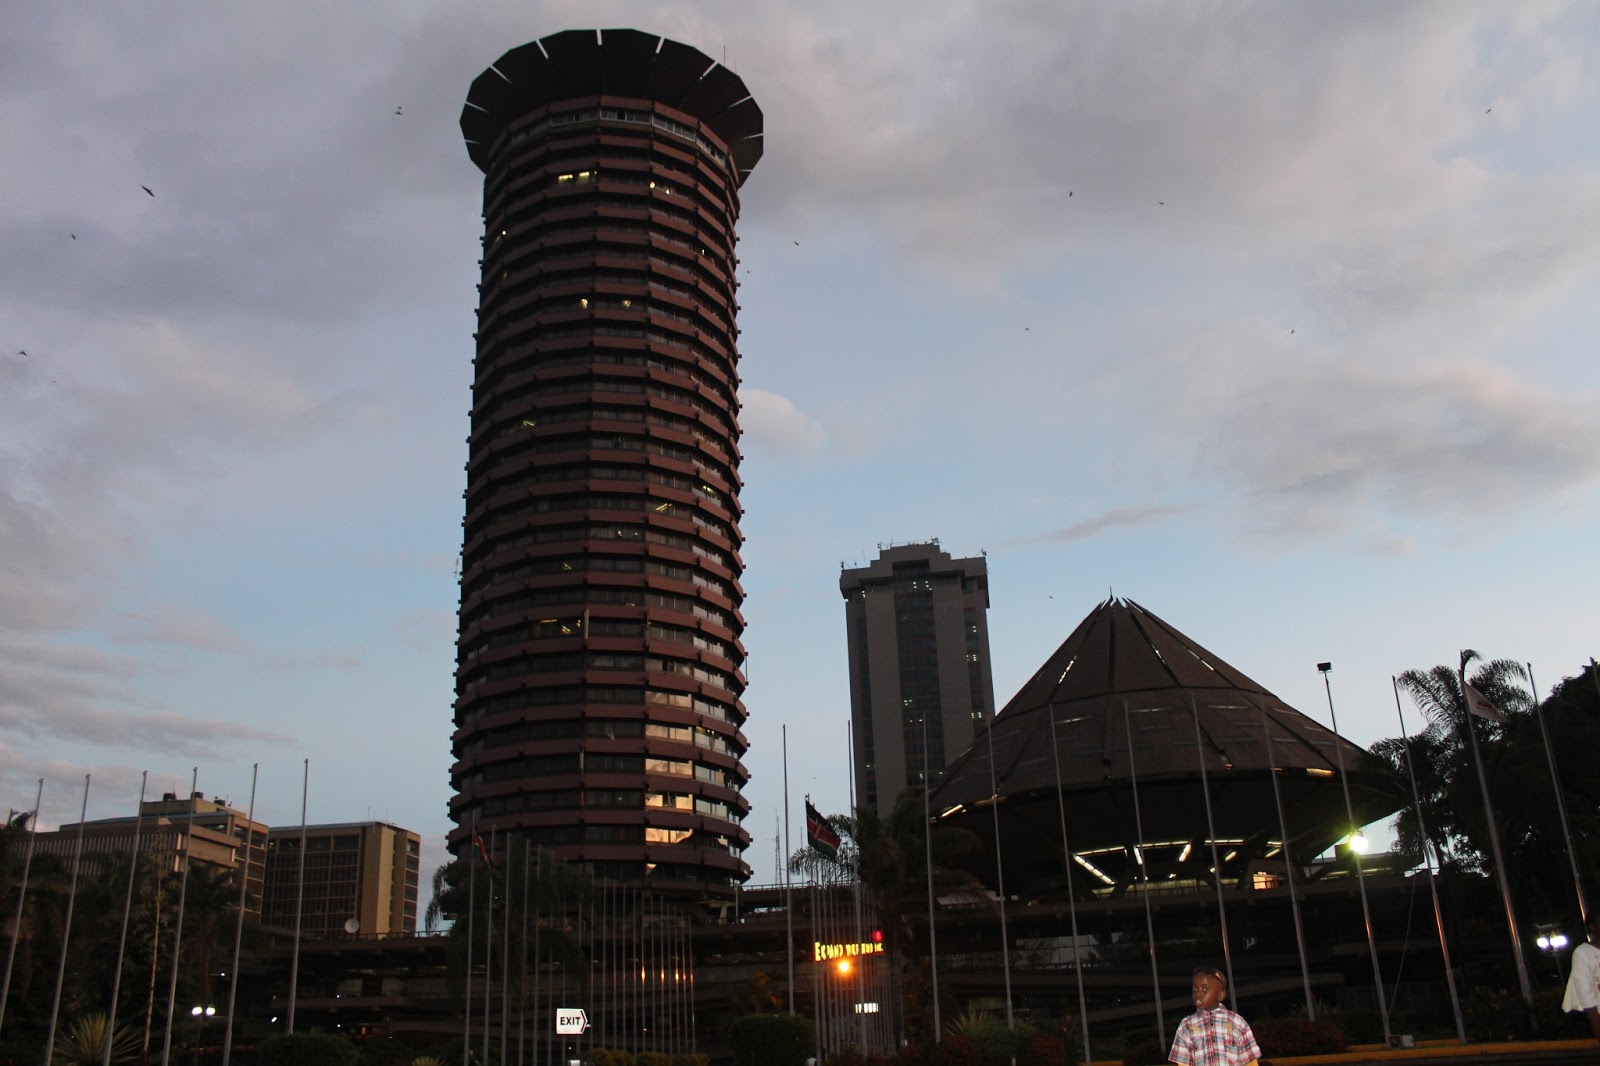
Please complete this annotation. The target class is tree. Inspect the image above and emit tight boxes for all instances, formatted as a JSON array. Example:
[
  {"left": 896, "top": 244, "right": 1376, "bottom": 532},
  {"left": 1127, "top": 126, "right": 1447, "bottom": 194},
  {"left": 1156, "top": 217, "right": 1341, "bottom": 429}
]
[
  {"left": 1378, "top": 654, "right": 1600, "bottom": 922},
  {"left": 790, "top": 792, "right": 987, "bottom": 1046}
]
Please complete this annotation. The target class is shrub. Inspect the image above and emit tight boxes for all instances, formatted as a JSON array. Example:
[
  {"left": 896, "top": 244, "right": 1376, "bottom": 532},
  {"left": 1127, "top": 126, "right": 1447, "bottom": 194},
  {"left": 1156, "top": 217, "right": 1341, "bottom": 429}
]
[
  {"left": 48, "top": 1013, "right": 139, "bottom": 1065},
  {"left": 935, "top": 1035, "right": 981, "bottom": 1066},
  {"left": 1337, "top": 1008, "right": 1383, "bottom": 1045},
  {"left": 1019, "top": 1032, "right": 1068, "bottom": 1066},
  {"left": 956, "top": 1017, "right": 1039, "bottom": 1066},
  {"left": 638, "top": 1053, "right": 672, "bottom": 1066},
  {"left": 1463, "top": 987, "right": 1529, "bottom": 1043},
  {"left": 258, "top": 1033, "right": 361, "bottom": 1066},
  {"left": 1252, "top": 1018, "right": 1346, "bottom": 1057},
  {"left": 669, "top": 1054, "right": 709, "bottom": 1066},
  {"left": 1119, "top": 1039, "right": 1166, "bottom": 1066},
  {"left": 729, "top": 1012, "right": 816, "bottom": 1066}
]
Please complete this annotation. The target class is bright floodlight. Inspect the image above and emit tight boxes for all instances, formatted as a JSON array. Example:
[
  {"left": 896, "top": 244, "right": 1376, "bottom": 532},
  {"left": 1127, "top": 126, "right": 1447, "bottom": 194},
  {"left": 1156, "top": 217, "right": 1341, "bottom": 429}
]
[
  {"left": 836, "top": 958, "right": 853, "bottom": 976},
  {"left": 1348, "top": 832, "right": 1369, "bottom": 854},
  {"left": 1538, "top": 935, "right": 1551, "bottom": 949},
  {"left": 190, "top": 1006, "right": 202, "bottom": 1016},
  {"left": 1554, "top": 934, "right": 1570, "bottom": 949}
]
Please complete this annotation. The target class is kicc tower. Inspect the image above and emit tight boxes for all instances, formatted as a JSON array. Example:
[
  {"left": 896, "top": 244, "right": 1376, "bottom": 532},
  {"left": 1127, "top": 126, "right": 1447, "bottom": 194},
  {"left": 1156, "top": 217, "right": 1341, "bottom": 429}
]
[{"left": 452, "top": 30, "right": 762, "bottom": 894}]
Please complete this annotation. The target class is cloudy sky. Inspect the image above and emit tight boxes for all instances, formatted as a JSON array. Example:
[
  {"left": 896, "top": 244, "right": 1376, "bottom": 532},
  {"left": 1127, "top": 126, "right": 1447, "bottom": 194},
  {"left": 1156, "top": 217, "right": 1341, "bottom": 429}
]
[{"left": 3, "top": 1, "right": 1598, "bottom": 890}]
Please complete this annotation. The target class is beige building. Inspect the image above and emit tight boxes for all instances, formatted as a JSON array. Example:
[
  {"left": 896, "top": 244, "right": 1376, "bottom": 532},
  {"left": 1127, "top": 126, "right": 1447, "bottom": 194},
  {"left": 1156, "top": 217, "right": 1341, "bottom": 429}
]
[
  {"left": 841, "top": 543, "right": 997, "bottom": 816},
  {"left": 262, "top": 822, "right": 420, "bottom": 937},
  {"left": 36, "top": 791, "right": 269, "bottom": 917}
]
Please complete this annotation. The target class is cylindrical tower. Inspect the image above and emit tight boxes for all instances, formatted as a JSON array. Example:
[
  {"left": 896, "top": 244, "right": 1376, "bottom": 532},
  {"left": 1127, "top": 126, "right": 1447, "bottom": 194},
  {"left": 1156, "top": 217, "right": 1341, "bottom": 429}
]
[{"left": 452, "top": 29, "right": 762, "bottom": 894}]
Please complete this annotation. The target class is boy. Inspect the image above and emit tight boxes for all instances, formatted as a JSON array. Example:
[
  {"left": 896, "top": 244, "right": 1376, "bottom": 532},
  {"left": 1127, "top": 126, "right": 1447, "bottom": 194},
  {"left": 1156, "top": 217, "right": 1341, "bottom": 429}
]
[
  {"left": 1169, "top": 966, "right": 1261, "bottom": 1066},
  {"left": 1563, "top": 912, "right": 1600, "bottom": 1043}
]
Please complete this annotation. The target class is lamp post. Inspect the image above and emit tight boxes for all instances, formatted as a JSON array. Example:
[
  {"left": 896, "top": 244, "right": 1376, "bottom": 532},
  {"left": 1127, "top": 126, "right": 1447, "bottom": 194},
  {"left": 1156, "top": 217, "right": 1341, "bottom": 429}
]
[
  {"left": 1535, "top": 927, "right": 1569, "bottom": 984},
  {"left": 189, "top": 1005, "right": 216, "bottom": 1066}
]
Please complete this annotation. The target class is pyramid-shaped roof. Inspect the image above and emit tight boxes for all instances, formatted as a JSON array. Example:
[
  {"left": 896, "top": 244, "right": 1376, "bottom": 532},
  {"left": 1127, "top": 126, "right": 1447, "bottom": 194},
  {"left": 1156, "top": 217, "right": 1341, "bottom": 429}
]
[{"left": 932, "top": 599, "right": 1403, "bottom": 891}]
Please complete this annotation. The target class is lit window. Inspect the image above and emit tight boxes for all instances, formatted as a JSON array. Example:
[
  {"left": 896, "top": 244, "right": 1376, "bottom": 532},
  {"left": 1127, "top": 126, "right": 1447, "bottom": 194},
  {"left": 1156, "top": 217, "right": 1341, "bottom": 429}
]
[{"left": 579, "top": 298, "right": 589, "bottom": 309}]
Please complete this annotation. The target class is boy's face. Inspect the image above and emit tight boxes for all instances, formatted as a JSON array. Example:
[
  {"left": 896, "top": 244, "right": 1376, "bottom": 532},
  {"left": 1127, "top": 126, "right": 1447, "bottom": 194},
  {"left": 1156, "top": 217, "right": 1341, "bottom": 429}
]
[{"left": 1192, "top": 972, "right": 1226, "bottom": 1012}]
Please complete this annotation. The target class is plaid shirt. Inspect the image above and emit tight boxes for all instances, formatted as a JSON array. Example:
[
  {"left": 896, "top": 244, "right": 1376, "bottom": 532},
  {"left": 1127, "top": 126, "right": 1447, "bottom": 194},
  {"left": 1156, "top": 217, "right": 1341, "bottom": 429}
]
[{"left": 1169, "top": 1006, "right": 1262, "bottom": 1066}]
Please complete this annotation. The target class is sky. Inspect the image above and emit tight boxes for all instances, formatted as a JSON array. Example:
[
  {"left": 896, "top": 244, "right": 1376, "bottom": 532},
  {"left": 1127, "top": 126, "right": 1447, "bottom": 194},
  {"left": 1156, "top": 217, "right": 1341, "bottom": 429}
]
[{"left": 3, "top": 1, "right": 1599, "bottom": 896}]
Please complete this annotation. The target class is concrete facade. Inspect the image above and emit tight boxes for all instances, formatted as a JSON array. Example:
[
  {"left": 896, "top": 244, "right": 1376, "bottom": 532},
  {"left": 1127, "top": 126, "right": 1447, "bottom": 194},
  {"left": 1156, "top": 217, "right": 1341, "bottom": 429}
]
[
  {"left": 262, "top": 821, "right": 421, "bottom": 937},
  {"left": 841, "top": 543, "right": 996, "bottom": 815},
  {"left": 452, "top": 29, "right": 763, "bottom": 894}
]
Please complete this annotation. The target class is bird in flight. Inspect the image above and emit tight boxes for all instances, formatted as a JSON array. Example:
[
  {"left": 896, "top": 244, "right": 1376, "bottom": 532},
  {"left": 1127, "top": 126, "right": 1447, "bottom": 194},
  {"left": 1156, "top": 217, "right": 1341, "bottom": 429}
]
[
  {"left": 395, "top": 106, "right": 403, "bottom": 115},
  {"left": 1290, "top": 329, "right": 1295, "bottom": 334},
  {"left": 142, "top": 186, "right": 154, "bottom": 196},
  {"left": 1485, "top": 108, "right": 1491, "bottom": 114},
  {"left": 70, "top": 234, "right": 76, "bottom": 240},
  {"left": 17, "top": 350, "right": 26, "bottom": 357},
  {"left": 792, "top": 240, "right": 799, "bottom": 246}
]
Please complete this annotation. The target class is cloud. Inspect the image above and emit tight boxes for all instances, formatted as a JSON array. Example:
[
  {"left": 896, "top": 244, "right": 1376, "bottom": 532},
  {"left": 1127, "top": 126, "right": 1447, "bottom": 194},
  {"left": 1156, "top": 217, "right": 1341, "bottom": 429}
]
[
  {"left": 740, "top": 387, "right": 826, "bottom": 455},
  {"left": 0, "top": 634, "right": 290, "bottom": 755},
  {"left": 1156, "top": 333, "right": 1600, "bottom": 539},
  {"left": 109, "top": 605, "right": 244, "bottom": 650},
  {"left": 1018, "top": 504, "right": 1192, "bottom": 545}
]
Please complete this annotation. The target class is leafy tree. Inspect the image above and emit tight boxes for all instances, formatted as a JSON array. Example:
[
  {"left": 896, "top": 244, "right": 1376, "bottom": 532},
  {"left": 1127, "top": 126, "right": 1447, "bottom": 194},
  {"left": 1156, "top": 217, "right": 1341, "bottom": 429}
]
[
  {"left": 790, "top": 792, "right": 987, "bottom": 1047},
  {"left": 1376, "top": 655, "right": 1600, "bottom": 922}
]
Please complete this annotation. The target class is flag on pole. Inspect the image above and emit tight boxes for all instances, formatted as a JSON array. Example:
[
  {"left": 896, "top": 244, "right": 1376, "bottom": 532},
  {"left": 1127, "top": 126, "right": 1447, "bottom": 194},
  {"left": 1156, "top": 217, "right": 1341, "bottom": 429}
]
[
  {"left": 805, "top": 799, "right": 840, "bottom": 860},
  {"left": 1464, "top": 684, "right": 1508, "bottom": 723},
  {"left": 476, "top": 833, "right": 496, "bottom": 868}
]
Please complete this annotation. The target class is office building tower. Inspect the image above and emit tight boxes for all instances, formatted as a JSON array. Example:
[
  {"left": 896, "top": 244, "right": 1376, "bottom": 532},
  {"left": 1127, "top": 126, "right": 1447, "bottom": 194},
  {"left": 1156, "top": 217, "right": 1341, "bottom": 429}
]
[
  {"left": 37, "top": 791, "right": 268, "bottom": 918},
  {"left": 452, "top": 29, "right": 762, "bottom": 893},
  {"left": 841, "top": 543, "right": 996, "bottom": 816},
  {"left": 262, "top": 821, "right": 421, "bottom": 937}
]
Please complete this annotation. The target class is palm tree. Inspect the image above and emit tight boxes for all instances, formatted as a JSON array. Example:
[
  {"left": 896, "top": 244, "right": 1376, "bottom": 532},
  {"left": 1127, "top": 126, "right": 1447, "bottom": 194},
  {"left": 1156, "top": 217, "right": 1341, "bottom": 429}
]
[
  {"left": 1384, "top": 653, "right": 1600, "bottom": 922},
  {"left": 793, "top": 792, "right": 986, "bottom": 1047},
  {"left": 1389, "top": 652, "right": 1530, "bottom": 873}
]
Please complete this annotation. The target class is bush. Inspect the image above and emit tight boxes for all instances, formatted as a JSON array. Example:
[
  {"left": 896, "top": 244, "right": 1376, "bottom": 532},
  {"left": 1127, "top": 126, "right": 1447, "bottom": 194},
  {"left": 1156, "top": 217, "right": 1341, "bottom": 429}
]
[
  {"left": 1463, "top": 987, "right": 1528, "bottom": 1043},
  {"left": 729, "top": 1013, "right": 816, "bottom": 1066},
  {"left": 957, "top": 1018, "right": 1038, "bottom": 1066},
  {"left": 935, "top": 1035, "right": 981, "bottom": 1066},
  {"left": 1119, "top": 1039, "right": 1166, "bottom": 1066},
  {"left": 638, "top": 1053, "right": 672, "bottom": 1066},
  {"left": 1019, "top": 1032, "right": 1068, "bottom": 1066},
  {"left": 1337, "top": 1008, "right": 1383, "bottom": 1045},
  {"left": 669, "top": 1054, "right": 709, "bottom": 1066},
  {"left": 258, "top": 1033, "right": 361, "bottom": 1066},
  {"left": 1252, "top": 1018, "right": 1346, "bottom": 1057}
]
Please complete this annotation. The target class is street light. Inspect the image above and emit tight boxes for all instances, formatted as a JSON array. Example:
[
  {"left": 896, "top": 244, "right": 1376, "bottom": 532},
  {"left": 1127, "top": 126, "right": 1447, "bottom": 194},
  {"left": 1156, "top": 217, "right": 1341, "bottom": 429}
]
[{"left": 1536, "top": 927, "right": 1569, "bottom": 983}]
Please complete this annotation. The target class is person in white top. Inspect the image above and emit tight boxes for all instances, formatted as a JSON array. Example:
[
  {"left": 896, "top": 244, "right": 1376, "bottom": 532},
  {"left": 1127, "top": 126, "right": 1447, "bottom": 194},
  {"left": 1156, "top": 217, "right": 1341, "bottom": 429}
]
[{"left": 1564, "top": 913, "right": 1600, "bottom": 1043}]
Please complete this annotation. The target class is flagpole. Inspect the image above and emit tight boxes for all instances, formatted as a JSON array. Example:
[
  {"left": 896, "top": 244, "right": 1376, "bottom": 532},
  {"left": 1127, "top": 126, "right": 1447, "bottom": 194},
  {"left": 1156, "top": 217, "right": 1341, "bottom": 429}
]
[
  {"left": 982, "top": 712, "right": 1014, "bottom": 1031},
  {"left": 1047, "top": 705, "right": 1092, "bottom": 1065},
  {"left": 221, "top": 763, "right": 257, "bottom": 1066},
  {"left": 159, "top": 767, "right": 197, "bottom": 1066},
  {"left": 1318, "top": 665, "right": 1391, "bottom": 1046},
  {"left": 518, "top": 839, "right": 529, "bottom": 1066},
  {"left": 43, "top": 773, "right": 91, "bottom": 1066},
  {"left": 1124, "top": 702, "right": 1165, "bottom": 1045},
  {"left": 1255, "top": 695, "right": 1314, "bottom": 1020},
  {"left": 783, "top": 724, "right": 795, "bottom": 1014},
  {"left": 287, "top": 758, "right": 308, "bottom": 1033},
  {"left": 104, "top": 771, "right": 147, "bottom": 1066},
  {"left": 1391, "top": 677, "right": 1466, "bottom": 1043},
  {"left": 484, "top": 824, "right": 495, "bottom": 1066},
  {"left": 921, "top": 708, "right": 941, "bottom": 1043},
  {"left": 848, "top": 721, "right": 869, "bottom": 1053},
  {"left": 1527, "top": 664, "right": 1588, "bottom": 927},
  {"left": 1456, "top": 652, "right": 1536, "bottom": 1021},
  {"left": 0, "top": 777, "right": 42, "bottom": 1038},
  {"left": 1188, "top": 695, "right": 1236, "bottom": 1004},
  {"left": 463, "top": 809, "right": 477, "bottom": 1066}
]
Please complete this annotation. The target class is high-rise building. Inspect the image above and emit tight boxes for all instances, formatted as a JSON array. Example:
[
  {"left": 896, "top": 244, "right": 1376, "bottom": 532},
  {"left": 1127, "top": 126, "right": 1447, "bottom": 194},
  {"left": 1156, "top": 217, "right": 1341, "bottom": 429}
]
[
  {"left": 261, "top": 822, "right": 421, "bottom": 938},
  {"left": 452, "top": 29, "right": 762, "bottom": 894},
  {"left": 36, "top": 791, "right": 268, "bottom": 918},
  {"left": 841, "top": 543, "right": 996, "bottom": 816}
]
